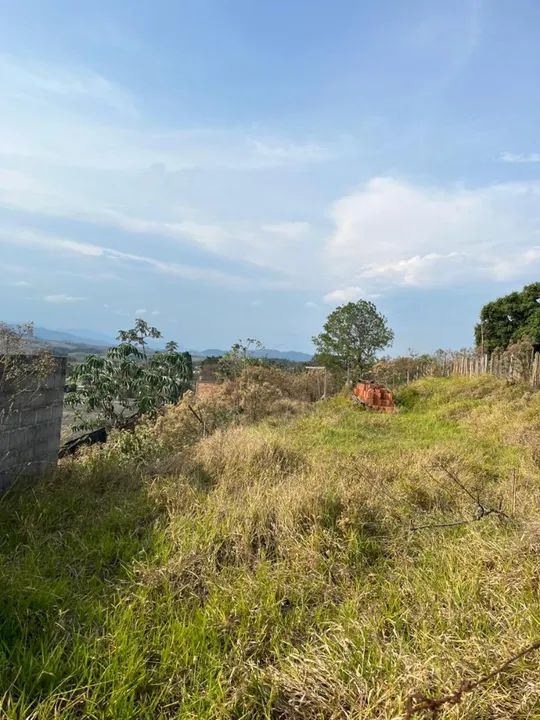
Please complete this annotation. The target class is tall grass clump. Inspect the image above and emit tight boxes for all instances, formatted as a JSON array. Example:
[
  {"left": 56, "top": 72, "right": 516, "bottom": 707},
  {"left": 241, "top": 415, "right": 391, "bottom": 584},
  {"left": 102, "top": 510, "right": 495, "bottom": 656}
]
[{"left": 1, "top": 375, "right": 540, "bottom": 718}]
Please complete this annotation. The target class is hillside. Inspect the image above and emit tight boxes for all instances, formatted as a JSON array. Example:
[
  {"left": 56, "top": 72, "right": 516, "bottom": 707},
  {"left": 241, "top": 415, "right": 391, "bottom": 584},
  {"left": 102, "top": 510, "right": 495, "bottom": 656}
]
[
  {"left": 28, "top": 326, "right": 313, "bottom": 363},
  {"left": 191, "top": 348, "right": 313, "bottom": 362},
  {"left": 1, "top": 376, "right": 540, "bottom": 718}
]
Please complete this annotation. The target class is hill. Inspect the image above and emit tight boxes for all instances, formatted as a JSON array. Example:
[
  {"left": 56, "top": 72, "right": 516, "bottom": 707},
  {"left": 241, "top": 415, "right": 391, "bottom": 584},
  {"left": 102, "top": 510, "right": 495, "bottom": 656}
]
[
  {"left": 1, "top": 375, "right": 539, "bottom": 717},
  {"left": 191, "top": 347, "right": 313, "bottom": 362},
  {"left": 30, "top": 327, "right": 312, "bottom": 363},
  {"left": 33, "top": 326, "right": 115, "bottom": 347}
]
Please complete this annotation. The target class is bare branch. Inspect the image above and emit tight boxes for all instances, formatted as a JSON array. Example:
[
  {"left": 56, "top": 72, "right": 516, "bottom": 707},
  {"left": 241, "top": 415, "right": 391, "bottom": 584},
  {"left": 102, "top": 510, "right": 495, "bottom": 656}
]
[
  {"left": 187, "top": 404, "right": 206, "bottom": 436},
  {"left": 405, "top": 639, "right": 540, "bottom": 718},
  {"left": 433, "top": 461, "right": 478, "bottom": 505}
]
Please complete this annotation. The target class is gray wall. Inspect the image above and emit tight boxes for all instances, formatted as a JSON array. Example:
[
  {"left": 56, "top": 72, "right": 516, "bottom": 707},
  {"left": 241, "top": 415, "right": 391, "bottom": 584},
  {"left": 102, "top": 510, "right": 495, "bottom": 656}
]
[{"left": 0, "top": 356, "right": 66, "bottom": 490}]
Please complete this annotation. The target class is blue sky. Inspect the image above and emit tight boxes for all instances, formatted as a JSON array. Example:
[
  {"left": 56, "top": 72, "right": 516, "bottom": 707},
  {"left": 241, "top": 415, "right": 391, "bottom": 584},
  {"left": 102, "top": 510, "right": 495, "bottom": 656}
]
[{"left": 1, "top": 0, "right": 540, "bottom": 353}]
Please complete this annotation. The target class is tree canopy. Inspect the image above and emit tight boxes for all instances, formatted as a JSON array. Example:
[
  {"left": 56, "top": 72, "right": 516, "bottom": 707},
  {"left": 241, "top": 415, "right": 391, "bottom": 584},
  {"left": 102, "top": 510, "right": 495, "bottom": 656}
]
[
  {"left": 312, "top": 300, "right": 394, "bottom": 380},
  {"left": 66, "top": 319, "right": 193, "bottom": 430},
  {"left": 475, "top": 283, "right": 540, "bottom": 353},
  {"left": 217, "top": 338, "right": 264, "bottom": 379}
]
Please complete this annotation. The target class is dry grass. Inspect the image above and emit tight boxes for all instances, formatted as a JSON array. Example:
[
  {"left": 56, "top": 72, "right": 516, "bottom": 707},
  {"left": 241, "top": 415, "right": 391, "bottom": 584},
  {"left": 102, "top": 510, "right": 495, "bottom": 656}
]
[{"left": 1, "top": 375, "right": 540, "bottom": 718}]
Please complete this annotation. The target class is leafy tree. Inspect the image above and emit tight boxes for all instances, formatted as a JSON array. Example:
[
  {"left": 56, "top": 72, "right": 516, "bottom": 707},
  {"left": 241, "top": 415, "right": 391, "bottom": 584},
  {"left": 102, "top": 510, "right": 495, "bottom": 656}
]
[
  {"left": 66, "top": 320, "right": 193, "bottom": 430},
  {"left": 313, "top": 300, "right": 394, "bottom": 381},
  {"left": 117, "top": 318, "right": 162, "bottom": 359},
  {"left": 217, "top": 338, "right": 264, "bottom": 379},
  {"left": 475, "top": 283, "right": 540, "bottom": 353}
]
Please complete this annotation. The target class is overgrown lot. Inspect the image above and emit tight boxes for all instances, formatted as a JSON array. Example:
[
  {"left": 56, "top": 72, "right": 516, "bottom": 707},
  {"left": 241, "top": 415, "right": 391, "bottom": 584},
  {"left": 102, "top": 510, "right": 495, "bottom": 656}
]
[{"left": 1, "top": 376, "right": 540, "bottom": 718}]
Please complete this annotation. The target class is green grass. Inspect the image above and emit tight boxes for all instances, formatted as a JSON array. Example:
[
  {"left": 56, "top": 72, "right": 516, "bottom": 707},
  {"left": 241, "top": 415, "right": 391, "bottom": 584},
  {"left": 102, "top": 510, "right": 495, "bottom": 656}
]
[{"left": 1, "top": 376, "right": 540, "bottom": 718}]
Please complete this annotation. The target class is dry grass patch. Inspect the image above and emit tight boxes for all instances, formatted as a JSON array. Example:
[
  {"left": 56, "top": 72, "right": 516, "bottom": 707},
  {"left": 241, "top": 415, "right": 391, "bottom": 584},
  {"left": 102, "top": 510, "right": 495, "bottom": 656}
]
[{"left": 2, "top": 376, "right": 540, "bottom": 718}]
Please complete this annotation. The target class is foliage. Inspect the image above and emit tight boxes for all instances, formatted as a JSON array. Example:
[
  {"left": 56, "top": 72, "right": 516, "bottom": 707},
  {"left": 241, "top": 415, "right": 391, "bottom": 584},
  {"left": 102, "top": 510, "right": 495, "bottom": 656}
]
[
  {"left": 217, "top": 337, "right": 264, "bottom": 379},
  {"left": 312, "top": 300, "right": 394, "bottom": 380},
  {"left": 107, "top": 365, "right": 335, "bottom": 464},
  {"left": 0, "top": 321, "right": 34, "bottom": 355},
  {"left": 475, "top": 282, "right": 540, "bottom": 353},
  {"left": 372, "top": 349, "right": 462, "bottom": 388},
  {"left": 116, "top": 317, "right": 162, "bottom": 358},
  {"left": 66, "top": 319, "right": 193, "bottom": 430},
  {"left": 2, "top": 376, "right": 540, "bottom": 717},
  {"left": 0, "top": 322, "right": 55, "bottom": 390},
  {"left": 224, "top": 365, "right": 337, "bottom": 421},
  {"left": 371, "top": 340, "right": 540, "bottom": 389}
]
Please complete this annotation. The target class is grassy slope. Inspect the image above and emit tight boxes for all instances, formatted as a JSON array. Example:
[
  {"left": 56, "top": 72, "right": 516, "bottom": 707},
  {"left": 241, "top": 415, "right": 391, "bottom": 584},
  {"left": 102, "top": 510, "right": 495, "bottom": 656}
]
[{"left": 1, "top": 376, "right": 540, "bottom": 719}]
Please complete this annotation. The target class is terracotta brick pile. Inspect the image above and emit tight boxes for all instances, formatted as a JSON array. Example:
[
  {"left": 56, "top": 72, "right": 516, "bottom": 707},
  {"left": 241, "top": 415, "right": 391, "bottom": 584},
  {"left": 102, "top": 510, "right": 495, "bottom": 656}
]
[{"left": 352, "top": 381, "right": 396, "bottom": 413}]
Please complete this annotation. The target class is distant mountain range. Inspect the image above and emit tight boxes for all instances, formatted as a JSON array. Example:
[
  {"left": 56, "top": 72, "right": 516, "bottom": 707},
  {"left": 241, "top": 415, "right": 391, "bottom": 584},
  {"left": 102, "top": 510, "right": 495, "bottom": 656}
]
[
  {"left": 33, "top": 327, "right": 115, "bottom": 347},
  {"left": 31, "top": 327, "right": 312, "bottom": 363},
  {"left": 191, "top": 348, "right": 313, "bottom": 362}
]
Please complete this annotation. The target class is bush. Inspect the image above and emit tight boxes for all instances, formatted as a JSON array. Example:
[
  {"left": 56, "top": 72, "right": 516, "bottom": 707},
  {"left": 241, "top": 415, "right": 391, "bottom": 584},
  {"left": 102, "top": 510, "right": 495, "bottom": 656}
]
[{"left": 99, "top": 366, "right": 321, "bottom": 465}]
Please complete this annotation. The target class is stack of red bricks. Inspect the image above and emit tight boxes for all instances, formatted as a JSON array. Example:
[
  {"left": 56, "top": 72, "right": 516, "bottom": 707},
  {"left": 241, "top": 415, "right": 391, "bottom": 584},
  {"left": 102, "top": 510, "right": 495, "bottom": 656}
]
[{"left": 352, "top": 381, "right": 396, "bottom": 413}]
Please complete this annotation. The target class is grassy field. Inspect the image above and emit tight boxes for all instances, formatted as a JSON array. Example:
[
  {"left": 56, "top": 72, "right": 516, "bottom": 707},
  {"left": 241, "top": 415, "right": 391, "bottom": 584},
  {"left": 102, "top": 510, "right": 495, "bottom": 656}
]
[{"left": 1, "top": 376, "right": 540, "bottom": 718}]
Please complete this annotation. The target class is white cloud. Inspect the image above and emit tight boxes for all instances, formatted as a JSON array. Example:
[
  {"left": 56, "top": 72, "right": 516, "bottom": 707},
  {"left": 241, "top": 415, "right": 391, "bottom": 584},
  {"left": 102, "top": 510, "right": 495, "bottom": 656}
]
[
  {"left": 3, "top": 50, "right": 539, "bottom": 305},
  {"left": 500, "top": 152, "right": 540, "bottom": 164},
  {"left": 360, "top": 252, "right": 466, "bottom": 285},
  {"left": 0, "top": 54, "right": 336, "bottom": 289},
  {"left": 325, "top": 177, "right": 540, "bottom": 292},
  {"left": 9, "top": 280, "right": 30, "bottom": 287},
  {"left": 134, "top": 308, "right": 160, "bottom": 317},
  {"left": 0, "top": 55, "right": 335, "bottom": 173},
  {"left": 246, "top": 138, "right": 334, "bottom": 166},
  {"left": 322, "top": 287, "right": 381, "bottom": 304},
  {"left": 323, "top": 286, "right": 366, "bottom": 304},
  {"left": 104, "top": 247, "right": 255, "bottom": 287},
  {"left": 99, "top": 213, "right": 315, "bottom": 275},
  {"left": 0, "top": 158, "right": 319, "bottom": 280},
  {"left": 0, "top": 225, "right": 285, "bottom": 290},
  {"left": 304, "top": 301, "right": 318, "bottom": 309},
  {"left": 107, "top": 215, "right": 231, "bottom": 252},
  {"left": 44, "top": 294, "right": 86, "bottom": 303},
  {"left": 0, "top": 54, "right": 136, "bottom": 116},
  {"left": 261, "top": 221, "right": 311, "bottom": 238},
  {"left": 0, "top": 227, "right": 104, "bottom": 256}
]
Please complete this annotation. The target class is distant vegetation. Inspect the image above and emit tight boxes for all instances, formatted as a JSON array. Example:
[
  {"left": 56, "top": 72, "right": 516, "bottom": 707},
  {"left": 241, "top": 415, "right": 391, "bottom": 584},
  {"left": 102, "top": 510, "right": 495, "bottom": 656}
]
[
  {"left": 475, "top": 282, "right": 540, "bottom": 353},
  {"left": 216, "top": 337, "right": 265, "bottom": 379}
]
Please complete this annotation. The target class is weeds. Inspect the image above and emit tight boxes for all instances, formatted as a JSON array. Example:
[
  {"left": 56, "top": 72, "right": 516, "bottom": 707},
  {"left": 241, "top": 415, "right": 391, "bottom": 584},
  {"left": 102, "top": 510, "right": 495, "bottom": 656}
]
[{"left": 1, "top": 376, "right": 540, "bottom": 718}]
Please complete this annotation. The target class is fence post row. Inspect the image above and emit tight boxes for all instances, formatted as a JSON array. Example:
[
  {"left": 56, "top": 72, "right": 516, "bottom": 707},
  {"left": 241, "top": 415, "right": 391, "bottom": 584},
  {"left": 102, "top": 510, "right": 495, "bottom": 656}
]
[
  {"left": 450, "top": 350, "right": 540, "bottom": 387},
  {"left": 377, "top": 348, "right": 540, "bottom": 389}
]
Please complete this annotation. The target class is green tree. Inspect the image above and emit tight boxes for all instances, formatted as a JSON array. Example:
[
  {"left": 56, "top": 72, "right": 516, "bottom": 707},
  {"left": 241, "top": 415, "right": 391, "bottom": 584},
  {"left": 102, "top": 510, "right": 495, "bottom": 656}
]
[
  {"left": 66, "top": 320, "right": 193, "bottom": 430},
  {"left": 217, "top": 338, "right": 264, "bottom": 379},
  {"left": 313, "top": 300, "right": 394, "bottom": 381},
  {"left": 475, "top": 283, "right": 540, "bottom": 353},
  {"left": 117, "top": 318, "right": 162, "bottom": 359}
]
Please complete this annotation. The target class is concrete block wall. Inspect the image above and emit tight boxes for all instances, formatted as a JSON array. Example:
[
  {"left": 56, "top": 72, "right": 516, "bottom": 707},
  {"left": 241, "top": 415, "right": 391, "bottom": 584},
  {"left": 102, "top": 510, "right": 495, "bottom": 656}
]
[{"left": 0, "top": 356, "right": 66, "bottom": 490}]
